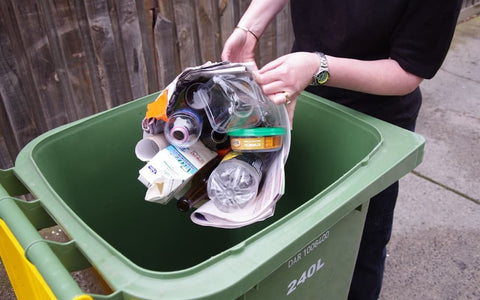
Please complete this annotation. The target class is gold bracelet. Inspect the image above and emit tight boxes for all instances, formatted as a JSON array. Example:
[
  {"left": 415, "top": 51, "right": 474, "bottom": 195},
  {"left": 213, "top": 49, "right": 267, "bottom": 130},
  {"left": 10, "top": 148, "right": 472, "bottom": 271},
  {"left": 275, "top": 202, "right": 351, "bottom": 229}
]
[{"left": 235, "top": 25, "right": 259, "bottom": 41}]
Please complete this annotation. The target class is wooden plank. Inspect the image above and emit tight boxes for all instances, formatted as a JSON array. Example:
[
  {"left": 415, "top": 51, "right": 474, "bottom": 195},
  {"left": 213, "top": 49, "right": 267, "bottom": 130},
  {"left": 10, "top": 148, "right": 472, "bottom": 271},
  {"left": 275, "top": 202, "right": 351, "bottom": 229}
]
[
  {"left": 84, "top": 0, "right": 132, "bottom": 108},
  {"left": 116, "top": 0, "right": 149, "bottom": 100},
  {"left": 156, "top": 0, "right": 181, "bottom": 76},
  {"left": 68, "top": 0, "right": 108, "bottom": 114},
  {"left": 136, "top": 0, "right": 159, "bottom": 93},
  {"left": 108, "top": 0, "right": 137, "bottom": 105},
  {"left": 46, "top": 0, "right": 100, "bottom": 119},
  {"left": 275, "top": 4, "right": 293, "bottom": 58},
  {"left": 0, "top": 18, "right": 39, "bottom": 150},
  {"left": 0, "top": 94, "right": 16, "bottom": 169},
  {"left": 0, "top": 1, "right": 46, "bottom": 149},
  {"left": 153, "top": 14, "right": 177, "bottom": 87},
  {"left": 218, "top": 0, "right": 236, "bottom": 50},
  {"left": 238, "top": 0, "right": 250, "bottom": 20},
  {"left": 37, "top": 0, "right": 80, "bottom": 122},
  {"left": 0, "top": 6, "right": 27, "bottom": 167},
  {"left": 258, "top": 17, "right": 276, "bottom": 68},
  {"left": 157, "top": 0, "right": 174, "bottom": 21},
  {"left": 195, "top": 0, "right": 221, "bottom": 62},
  {"left": 9, "top": 0, "right": 69, "bottom": 130},
  {"left": 0, "top": 136, "right": 14, "bottom": 170},
  {"left": 173, "top": 0, "right": 199, "bottom": 70}
]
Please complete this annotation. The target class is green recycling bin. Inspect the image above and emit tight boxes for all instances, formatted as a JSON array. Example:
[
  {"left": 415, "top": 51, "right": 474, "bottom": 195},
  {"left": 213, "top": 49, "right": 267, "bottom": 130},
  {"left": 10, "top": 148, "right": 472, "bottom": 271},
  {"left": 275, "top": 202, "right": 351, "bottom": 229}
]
[{"left": 0, "top": 91, "right": 424, "bottom": 300}]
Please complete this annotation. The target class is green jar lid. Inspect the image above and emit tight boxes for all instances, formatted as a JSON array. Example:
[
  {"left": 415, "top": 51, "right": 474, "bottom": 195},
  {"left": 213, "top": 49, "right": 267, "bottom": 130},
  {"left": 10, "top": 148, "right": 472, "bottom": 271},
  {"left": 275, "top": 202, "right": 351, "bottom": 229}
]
[{"left": 228, "top": 127, "right": 286, "bottom": 137}]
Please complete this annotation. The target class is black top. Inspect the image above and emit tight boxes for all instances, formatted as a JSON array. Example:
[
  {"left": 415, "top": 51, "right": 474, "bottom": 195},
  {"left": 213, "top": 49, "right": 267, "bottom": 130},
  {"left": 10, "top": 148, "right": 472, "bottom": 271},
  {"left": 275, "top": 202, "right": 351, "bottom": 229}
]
[{"left": 291, "top": 0, "right": 462, "bottom": 129}]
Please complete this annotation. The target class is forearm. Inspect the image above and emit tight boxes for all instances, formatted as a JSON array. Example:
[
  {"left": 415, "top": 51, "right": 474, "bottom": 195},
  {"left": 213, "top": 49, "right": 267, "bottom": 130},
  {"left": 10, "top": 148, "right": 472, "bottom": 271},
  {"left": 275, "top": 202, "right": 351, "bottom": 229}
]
[
  {"left": 237, "top": 0, "right": 289, "bottom": 37},
  {"left": 325, "top": 55, "right": 423, "bottom": 96}
]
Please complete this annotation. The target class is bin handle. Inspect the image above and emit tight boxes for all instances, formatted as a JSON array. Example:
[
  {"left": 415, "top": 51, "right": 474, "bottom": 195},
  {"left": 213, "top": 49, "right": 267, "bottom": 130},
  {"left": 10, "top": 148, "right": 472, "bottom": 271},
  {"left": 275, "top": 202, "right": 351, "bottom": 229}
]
[{"left": 0, "top": 168, "right": 94, "bottom": 300}]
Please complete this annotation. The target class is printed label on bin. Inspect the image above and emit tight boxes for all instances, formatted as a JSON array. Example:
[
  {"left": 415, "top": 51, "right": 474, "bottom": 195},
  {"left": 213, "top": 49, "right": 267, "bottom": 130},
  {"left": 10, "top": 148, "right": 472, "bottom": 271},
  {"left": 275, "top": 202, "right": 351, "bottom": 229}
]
[{"left": 285, "top": 230, "right": 330, "bottom": 296}]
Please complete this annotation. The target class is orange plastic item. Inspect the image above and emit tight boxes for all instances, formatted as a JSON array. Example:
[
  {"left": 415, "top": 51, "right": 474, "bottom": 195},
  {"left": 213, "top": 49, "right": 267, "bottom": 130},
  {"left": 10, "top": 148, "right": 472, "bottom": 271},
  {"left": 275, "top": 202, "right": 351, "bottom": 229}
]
[{"left": 146, "top": 89, "right": 169, "bottom": 121}]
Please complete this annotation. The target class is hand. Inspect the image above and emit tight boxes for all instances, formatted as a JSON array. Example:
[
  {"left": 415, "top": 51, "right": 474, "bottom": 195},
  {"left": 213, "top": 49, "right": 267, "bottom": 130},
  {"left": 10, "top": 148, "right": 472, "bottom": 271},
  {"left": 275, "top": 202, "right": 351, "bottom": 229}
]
[
  {"left": 221, "top": 28, "right": 258, "bottom": 69},
  {"left": 255, "top": 52, "right": 320, "bottom": 125}
]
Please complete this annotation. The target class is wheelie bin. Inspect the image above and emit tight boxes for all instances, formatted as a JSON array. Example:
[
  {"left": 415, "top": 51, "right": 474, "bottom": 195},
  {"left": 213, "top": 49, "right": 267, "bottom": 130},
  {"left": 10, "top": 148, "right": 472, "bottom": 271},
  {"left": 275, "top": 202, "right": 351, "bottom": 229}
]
[{"left": 0, "top": 91, "right": 424, "bottom": 299}]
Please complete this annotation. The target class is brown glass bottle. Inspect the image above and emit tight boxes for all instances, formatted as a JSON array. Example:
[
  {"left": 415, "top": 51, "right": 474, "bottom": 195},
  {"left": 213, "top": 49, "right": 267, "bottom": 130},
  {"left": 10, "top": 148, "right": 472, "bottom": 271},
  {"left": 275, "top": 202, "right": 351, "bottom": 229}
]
[
  {"left": 177, "top": 182, "right": 208, "bottom": 212},
  {"left": 176, "top": 154, "right": 222, "bottom": 212}
]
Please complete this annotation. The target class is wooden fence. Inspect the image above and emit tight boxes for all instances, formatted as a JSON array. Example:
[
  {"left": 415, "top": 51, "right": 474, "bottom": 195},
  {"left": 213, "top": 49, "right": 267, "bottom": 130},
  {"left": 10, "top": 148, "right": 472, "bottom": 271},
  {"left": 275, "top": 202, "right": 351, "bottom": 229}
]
[
  {"left": 0, "top": 0, "right": 294, "bottom": 169},
  {"left": 1, "top": 0, "right": 479, "bottom": 169}
]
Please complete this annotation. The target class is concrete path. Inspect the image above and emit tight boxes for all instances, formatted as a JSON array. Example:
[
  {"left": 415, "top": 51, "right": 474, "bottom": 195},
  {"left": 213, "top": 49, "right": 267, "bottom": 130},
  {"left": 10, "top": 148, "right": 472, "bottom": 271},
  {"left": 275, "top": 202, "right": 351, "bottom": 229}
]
[{"left": 380, "top": 15, "right": 480, "bottom": 300}]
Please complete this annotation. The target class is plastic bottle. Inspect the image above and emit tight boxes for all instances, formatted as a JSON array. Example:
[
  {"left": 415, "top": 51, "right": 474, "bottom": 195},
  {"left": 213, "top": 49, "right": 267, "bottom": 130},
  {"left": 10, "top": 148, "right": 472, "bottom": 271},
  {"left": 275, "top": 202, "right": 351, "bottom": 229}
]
[
  {"left": 207, "top": 152, "right": 264, "bottom": 212},
  {"left": 184, "top": 82, "right": 209, "bottom": 110},
  {"left": 176, "top": 155, "right": 222, "bottom": 212},
  {"left": 164, "top": 108, "right": 203, "bottom": 148}
]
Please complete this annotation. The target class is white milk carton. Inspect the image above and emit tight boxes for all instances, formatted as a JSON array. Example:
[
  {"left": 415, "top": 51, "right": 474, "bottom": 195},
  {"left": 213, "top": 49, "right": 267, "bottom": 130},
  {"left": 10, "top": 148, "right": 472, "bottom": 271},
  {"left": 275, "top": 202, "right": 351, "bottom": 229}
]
[{"left": 138, "top": 141, "right": 217, "bottom": 204}]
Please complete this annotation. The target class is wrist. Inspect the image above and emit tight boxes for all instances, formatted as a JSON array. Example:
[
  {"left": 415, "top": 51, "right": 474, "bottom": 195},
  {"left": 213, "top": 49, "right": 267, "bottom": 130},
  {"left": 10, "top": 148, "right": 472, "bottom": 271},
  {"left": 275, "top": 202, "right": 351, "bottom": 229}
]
[{"left": 235, "top": 25, "right": 259, "bottom": 41}]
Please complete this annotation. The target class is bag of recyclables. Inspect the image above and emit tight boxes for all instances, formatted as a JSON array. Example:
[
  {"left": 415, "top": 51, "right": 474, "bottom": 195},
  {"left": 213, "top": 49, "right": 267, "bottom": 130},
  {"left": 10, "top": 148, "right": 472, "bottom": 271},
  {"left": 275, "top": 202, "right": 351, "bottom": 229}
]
[{"left": 135, "top": 61, "right": 290, "bottom": 228}]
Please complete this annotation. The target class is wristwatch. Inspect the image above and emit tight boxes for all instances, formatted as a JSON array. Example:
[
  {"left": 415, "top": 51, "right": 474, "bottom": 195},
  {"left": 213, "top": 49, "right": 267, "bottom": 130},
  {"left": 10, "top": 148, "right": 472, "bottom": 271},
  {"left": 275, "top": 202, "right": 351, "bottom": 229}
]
[{"left": 311, "top": 52, "right": 330, "bottom": 86}]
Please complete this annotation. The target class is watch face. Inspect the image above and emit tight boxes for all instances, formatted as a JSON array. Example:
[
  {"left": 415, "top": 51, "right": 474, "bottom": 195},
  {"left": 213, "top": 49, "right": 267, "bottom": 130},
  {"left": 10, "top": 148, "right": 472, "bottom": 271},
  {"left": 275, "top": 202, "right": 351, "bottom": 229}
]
[{"left": 316, "top": 71, "right": 329, "bottom": 85}]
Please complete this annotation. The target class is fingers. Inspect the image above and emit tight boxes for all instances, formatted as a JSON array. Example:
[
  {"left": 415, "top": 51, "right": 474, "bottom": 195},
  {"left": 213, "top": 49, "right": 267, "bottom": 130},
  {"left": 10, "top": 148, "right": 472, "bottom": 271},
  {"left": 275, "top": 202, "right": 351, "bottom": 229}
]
[
  {"left": 255, "top": 62, "right": 288, "bottom": 85},
  {"left": 254, "top": 65, "right": 295, "bottom": 105},
  {"left": 258, "top": 57, "right": 285, "bottom": 74},
  {"left": 267, "top": 91, "right": 290, "bottom": 105},
  {"left": 267, "top": 89, "right": 299, "bottom": 107},
  {"left": 254, "top": 69, "right": 290, "bottom": 103},
  {"left": 258, "top": 79, "right": 284, "bottom": 95}
]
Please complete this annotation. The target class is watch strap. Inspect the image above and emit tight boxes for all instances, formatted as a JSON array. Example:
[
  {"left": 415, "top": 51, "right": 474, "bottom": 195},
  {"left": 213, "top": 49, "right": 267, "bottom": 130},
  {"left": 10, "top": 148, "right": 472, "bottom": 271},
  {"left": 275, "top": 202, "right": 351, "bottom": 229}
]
[{"left": 311, "top": 52, "right": 330, "bottom": 86}]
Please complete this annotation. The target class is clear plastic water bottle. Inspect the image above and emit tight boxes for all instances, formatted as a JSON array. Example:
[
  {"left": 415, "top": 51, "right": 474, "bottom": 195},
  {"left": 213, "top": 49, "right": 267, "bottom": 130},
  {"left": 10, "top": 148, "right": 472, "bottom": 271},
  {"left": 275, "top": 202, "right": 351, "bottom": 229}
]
[
  {"left": 164, "top": 108, "right": 203, "bottom": 148},
  {"left": 207, "top": 152, "right": 264, "bottom": 212}
]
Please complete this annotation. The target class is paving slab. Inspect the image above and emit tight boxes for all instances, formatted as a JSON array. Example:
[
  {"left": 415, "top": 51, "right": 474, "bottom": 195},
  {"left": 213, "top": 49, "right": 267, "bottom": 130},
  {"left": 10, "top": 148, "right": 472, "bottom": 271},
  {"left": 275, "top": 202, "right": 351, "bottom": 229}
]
[
  {"left": 414, "top": 15, "right": 480, "bottom": 202},
  {"left": 0, "top": 260, "right": 15, "bottom": 300},
  {"left": 440, "top": 15, "right": 480, "bottom": 79},
  {"left": 415, "top": 70, "right": 480, "bottom": 202},
  {"left": 380, "top": 173, "right": 480, "bottom": 300}
]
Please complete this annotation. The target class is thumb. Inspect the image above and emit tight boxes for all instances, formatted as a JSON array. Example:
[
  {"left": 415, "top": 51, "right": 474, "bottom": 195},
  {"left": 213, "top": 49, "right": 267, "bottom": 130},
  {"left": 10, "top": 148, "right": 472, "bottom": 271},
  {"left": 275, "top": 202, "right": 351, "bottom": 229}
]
[{"left": 221, "top": 48, "right": 232, "bottom": 61}]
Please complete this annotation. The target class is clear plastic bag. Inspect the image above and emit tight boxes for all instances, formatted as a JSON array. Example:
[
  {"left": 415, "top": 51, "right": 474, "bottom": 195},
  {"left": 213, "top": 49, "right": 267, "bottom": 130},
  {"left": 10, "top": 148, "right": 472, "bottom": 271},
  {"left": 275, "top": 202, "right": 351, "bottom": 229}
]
[{"left": 185, "top": 73, "right": 287, "bottom": 134}]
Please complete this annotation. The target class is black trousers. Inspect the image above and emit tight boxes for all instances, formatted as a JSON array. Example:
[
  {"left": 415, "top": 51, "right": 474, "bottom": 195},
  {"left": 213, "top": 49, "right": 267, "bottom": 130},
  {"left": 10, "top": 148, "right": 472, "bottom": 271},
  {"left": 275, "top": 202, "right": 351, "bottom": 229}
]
[{"left": 348, "top": 181, "right": 399, "bottom": 300}]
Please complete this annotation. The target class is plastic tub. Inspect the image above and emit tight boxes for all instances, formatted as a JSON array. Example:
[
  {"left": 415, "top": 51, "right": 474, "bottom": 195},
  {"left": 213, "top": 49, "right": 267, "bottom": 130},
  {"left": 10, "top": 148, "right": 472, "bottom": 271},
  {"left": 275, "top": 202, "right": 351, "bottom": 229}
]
[{"left": 228, "top": 127, "right": 286, "bottom": 152}]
